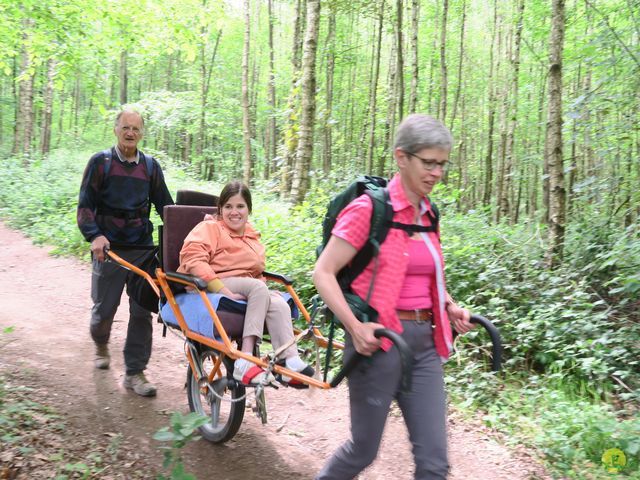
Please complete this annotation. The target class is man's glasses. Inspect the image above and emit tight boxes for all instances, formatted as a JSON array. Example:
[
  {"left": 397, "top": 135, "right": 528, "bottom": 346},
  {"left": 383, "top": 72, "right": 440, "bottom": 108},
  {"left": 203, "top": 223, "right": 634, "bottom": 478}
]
[
  {"left": 404, "top": 151, "right": 452, "bottom": 172},
  {"left": 119, "top": 126, "right": 142, "bottom": 135}
]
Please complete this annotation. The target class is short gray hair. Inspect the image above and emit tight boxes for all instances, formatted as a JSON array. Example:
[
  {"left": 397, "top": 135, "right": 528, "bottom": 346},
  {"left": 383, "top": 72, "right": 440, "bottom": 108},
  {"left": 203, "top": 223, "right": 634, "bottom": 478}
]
[
  {"left": 114, "top": 108, "right": 145, "bottom": 127},
  {"left": 393, "top": 114, "right": 453, "bottom": 153}
]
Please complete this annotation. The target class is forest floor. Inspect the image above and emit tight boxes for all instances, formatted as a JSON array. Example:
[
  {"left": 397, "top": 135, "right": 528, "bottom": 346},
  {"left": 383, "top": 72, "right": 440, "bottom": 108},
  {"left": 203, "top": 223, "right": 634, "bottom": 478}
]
[{"left": 0, "top": 222, "right": 553, "bottom": 480}]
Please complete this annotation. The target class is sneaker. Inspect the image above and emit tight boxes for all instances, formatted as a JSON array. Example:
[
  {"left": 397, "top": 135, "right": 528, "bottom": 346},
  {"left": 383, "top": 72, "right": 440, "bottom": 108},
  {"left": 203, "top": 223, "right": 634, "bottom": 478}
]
[
  {"left": 233, "top": 358, "right": 275, "bottom": 386},
  {"left": 94, "top": 343, "right": 110, "bottom": 370},
  {"left": 123, "top": 372, "right": 157, "bottom": 397},
  {"left": 277, "top": 359, "right": 315, "bottom": 389}
]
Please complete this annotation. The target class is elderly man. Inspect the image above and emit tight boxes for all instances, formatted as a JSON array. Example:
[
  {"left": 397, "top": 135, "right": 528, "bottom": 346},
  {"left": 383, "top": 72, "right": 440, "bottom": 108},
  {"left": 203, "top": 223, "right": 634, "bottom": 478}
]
[{"left": 77, "top": 108, "right": 173, "bottom": 397}]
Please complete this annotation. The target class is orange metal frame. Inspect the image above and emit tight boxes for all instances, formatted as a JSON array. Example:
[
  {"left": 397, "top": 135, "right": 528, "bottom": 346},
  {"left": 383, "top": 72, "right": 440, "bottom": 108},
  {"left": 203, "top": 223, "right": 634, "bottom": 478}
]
[{"left": 107, "top": 250, "right": 344, "bottom": 390}]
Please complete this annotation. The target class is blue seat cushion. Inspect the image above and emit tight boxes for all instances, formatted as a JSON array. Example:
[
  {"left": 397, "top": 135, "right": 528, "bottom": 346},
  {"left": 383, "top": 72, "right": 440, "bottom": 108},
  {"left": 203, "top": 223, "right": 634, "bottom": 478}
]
[{"left": 160, "top": 292, "right": 299, "bottom": 340}]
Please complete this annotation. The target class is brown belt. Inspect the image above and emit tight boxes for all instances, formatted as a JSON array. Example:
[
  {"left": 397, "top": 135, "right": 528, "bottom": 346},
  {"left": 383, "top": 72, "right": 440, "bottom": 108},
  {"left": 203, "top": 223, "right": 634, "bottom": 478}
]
[{"left": 397, "top": 309, "right": 433, "bottom": 323}]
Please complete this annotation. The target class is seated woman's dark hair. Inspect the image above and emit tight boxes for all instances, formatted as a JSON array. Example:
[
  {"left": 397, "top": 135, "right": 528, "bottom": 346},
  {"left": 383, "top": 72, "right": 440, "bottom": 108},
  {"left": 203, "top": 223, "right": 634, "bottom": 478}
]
[{"left": 218, "top": 181, "right": 253, "bottom": 214}]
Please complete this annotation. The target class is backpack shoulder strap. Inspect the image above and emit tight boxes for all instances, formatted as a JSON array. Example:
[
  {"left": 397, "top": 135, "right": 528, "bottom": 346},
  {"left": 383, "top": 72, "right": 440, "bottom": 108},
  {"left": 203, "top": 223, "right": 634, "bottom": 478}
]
[
  {"left": 102, "top": 149, "right": 112, "bottom": 177},
  {"left": 388, "top": 197, "right": 440, "bottom": 234},
  {"left": 337, "top": 188, "right": 392, "bottom": 291},
  {"left": 141, "top": 152, "right": 155, "bottom": 178},
  {"left": 99, "top": 149, "right": 112, "bottom": 193}
]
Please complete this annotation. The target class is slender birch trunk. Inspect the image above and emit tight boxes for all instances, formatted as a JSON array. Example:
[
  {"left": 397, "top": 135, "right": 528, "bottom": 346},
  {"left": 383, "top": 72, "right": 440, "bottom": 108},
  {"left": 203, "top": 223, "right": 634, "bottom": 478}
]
[
  {"left": 322, "top": 5, "right": 336, "bottom": 174},
  {"left": 409, "top": 0, "right": 419, "bottom": 113},
  {"left": 265, "top": 0, "right": 277, "bottom": 179},
  {"left": 280, "top": 0, "right": 305, "bottom": 199},
  {"left": 291, "top": 0, "right": 320, "bottom": 204},
  {"left": 449, "top": 0, "right": 466, "bottom": 131},
  {"left": 545, "top": 0, "right": 567, "bottom": 267},
  {"left": 438, "top": 0, "right": 449, "bottom": 123},
  {"left": 366, "top": 1, "right": 385, "bottom": 174},
  {"left": 242, "top": 0, "right": 252, "bottom": 184},
  {"left": 40, "top": 59, "right": 57, "bottom": 156},
  {"left": 119, "top": 50, "right": 127, "bottom": 105},
  {"left": 395, "top": 0, "right": 405, "bottom": 119},
  {"left": 499, "top": 0, "right": 525, "bottom": 222}
]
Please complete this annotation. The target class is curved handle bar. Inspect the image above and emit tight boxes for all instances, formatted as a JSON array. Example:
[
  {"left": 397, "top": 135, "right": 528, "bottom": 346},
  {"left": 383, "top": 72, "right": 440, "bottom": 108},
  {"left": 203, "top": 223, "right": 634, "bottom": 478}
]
[
  {"left": 330, "top": 328, "right": 414, "bottom": 392},
  {"left": 463, "top": 314, "right": 502, "bottom": 372}
]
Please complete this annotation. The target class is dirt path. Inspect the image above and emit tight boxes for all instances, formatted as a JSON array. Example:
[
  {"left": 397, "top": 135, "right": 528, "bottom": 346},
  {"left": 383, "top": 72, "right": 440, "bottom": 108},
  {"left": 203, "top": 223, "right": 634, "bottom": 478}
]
[{"left": 0, "top": 223, "right": 550, "bottom": 480}]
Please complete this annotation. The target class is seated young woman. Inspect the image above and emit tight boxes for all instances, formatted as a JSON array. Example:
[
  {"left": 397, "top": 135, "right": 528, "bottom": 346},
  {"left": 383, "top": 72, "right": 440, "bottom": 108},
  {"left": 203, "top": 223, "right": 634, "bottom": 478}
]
[{"left": 177, "top": 180, "right": 314, "bottom": 387}]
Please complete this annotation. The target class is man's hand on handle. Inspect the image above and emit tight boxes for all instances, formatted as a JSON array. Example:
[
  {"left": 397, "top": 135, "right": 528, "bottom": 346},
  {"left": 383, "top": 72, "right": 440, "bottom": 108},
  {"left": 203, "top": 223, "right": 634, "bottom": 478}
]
[{"left": 91, "top": 235, "right": 110, "bottom": 262}]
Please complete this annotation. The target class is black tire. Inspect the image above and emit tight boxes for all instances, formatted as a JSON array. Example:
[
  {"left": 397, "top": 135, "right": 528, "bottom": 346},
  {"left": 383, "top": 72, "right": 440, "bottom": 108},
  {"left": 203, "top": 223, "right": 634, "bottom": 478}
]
[{"left": 186, "top": 348, "right": 246, "bottom": 443}]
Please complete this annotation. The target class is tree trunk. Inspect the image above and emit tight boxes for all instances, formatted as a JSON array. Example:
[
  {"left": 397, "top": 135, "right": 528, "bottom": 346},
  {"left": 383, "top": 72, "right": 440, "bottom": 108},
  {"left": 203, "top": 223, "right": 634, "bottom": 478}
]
[
  {"left": 408, "top": 0, "right": 419, "bottom": 113},
  {"left": 322, "top": 5, "right": 336, "bottom": 174},
  {"left": 242, "top": 0, "right": 253, "bottom": 185},
  {"left": 366, "top": 1, "right": 385, "bottom": 174},
  {"left": 449, "top": 0, "right": 466, "bottom": 131},
  {"left": 545, "top": 0, "right": 566, "bottom": 267},
  {"left": 119, "top": 50, "right": 128, "bottom": 105},
  {"left": 265, "top": 0, "right": 277, "bottom": 179},
  {"left": 198, "top": 27, "right": 222, "bottom": 160},
  {"left": 291, "top": 0, "right": 321, "bottom": 204},
  {"left": 13, "top": 35, "right": 34, "bottom": 159},
  {"left": 427, "top": 2, "right": 440, "bottom": 115},
  {"left": 356, "top": 25, "right": 376, "bottom": 166},
  {"left": 499, "top": 0, "right": 525, "bottom": 222},
  {"left": 482, "top": 0, "right": 499, "bottom": 207},
  {"left": 439, "top": 0, "right": 449, "bottom": 123},
  {"left": 280, "top": 0, "right": 305, "bottom": 200},
  {"left": 182, "top": 131, "right": 191, "bottom": 163},
  {"left": 395, "top": 0, "right": 405, "bottom": 119},
  {"left": 40, "top": 58, "right": 57, "bottom": 156},
  {"left": 166, "top": 53, "right": 173, "bottom": 91},
  {"left": 380, "top": 34, "right": 398, "bottom": 176},
  {"left": 534, "top": 63, "right": 547, "bottom": 219}
]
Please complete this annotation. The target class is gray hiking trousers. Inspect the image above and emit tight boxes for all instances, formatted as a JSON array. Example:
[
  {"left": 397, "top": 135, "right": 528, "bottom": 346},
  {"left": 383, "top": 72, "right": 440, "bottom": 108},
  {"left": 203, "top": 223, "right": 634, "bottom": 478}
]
[
  {"left": 316, "top": 321, "right": 449, "bottom": 480},
  {"left": 90, "top": 248, "right": 153, "bottom": 376}
]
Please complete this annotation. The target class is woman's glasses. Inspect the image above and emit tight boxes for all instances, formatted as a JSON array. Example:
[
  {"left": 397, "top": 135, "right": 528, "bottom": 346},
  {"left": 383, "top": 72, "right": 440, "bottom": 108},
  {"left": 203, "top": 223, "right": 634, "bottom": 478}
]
[{"left": 405, "top": 151, "right": 452, "bottom": 172}]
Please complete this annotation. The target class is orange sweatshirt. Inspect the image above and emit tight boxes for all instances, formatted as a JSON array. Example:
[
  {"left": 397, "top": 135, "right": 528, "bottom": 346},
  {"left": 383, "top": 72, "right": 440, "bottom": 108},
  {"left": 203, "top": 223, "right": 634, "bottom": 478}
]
[{"left": 178, "top": 219, "right": 265, "bottom": 282}]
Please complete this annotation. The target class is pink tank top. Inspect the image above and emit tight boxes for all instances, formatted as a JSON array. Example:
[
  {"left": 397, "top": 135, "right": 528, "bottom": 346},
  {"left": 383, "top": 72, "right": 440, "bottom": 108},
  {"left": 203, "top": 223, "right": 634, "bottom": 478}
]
[{"left": 396, "top": 237, "right": 435, "bottom": 310}]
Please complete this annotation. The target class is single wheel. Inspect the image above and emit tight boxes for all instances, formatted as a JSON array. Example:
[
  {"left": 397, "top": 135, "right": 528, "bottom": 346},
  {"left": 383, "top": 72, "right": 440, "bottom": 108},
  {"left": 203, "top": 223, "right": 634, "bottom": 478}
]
[{"left": 186, "top": 347, "right": 246, "bottom": 443}]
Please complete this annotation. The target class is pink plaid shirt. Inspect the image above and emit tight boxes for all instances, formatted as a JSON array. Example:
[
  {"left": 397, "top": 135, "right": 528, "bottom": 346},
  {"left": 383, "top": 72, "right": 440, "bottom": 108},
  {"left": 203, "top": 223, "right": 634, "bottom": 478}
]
[{"left": 332, "top": 173, "right": 453, "bottom": 360}]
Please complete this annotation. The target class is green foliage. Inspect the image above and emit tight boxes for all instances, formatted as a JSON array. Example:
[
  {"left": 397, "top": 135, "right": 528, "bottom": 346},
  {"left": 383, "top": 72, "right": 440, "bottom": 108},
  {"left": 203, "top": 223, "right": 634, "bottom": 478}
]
[
  {"left": 448, "top": 373, "right": 640, "bottom": 478},
  {"left": 254, "top": 180, "right": 331, "bottom": 303},
  {"left": 441, "top": 206, "right": 640, "bottom": 403},
  {"left": 153, "top": 411, "right": 209, "bottom": 480},
  {"left": 0, "top": 150, "right": 89, "bottom": 257}
]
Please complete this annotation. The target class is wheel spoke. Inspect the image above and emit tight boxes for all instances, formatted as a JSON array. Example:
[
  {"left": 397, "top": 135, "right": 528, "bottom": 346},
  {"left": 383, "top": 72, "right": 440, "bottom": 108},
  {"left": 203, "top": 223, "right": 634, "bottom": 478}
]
[{"left": 186, "top": 347, "right": 246, "bottom": 443}]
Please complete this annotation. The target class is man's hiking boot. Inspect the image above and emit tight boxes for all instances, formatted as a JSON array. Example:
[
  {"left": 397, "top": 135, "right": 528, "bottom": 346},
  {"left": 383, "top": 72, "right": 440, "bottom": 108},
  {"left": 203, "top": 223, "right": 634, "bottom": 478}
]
[
  {"left": 94, "top": 343, "right": 110, "bottom": 369},
  {"left": 123, "top": 372, "right": 157, "bottom": 397}
]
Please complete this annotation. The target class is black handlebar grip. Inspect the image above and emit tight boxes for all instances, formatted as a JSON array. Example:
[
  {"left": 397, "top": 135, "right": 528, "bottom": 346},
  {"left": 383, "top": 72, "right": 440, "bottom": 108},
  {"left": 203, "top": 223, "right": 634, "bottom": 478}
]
[
  {"left": 164, "top": 271, "right": 209, "bottom": 291},
  {"left": 468, "top": 314, "right": 502, "bottom": 372},
  {"left": 330, "top": 328, "right": 414, "bottom": 392}
]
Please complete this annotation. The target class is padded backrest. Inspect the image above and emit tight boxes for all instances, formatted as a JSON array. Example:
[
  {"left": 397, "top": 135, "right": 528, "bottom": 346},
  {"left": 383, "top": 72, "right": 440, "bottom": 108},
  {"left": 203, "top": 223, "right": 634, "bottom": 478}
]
[
  {"left": 162, "top": 205, "right": 217, "bottom": 272},
  {"left": 176, "top": 190, "right": 219, "bottom": 207}
]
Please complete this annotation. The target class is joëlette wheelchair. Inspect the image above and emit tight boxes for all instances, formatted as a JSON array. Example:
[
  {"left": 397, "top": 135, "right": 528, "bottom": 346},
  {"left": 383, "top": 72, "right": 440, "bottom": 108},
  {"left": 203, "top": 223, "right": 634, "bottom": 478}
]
[{"left": 106, "top": 190, "right": 502, "bottom": 444}]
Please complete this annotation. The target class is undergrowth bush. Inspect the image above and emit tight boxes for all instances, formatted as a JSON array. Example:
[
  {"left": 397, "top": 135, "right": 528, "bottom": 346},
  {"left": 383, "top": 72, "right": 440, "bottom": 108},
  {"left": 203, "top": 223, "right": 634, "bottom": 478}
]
[
  {"left": 447, "top": 371, "right": 640, "bottom": 478},
  {"left": 442, "top": 208, "right": 640, "bottom": 404}
]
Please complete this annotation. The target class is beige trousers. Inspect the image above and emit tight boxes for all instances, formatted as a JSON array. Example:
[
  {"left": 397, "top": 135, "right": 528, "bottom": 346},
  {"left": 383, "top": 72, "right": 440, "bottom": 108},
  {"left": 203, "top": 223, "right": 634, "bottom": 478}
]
[{"left": 222, "top": 277, "right": 297, "bottom": 359}]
